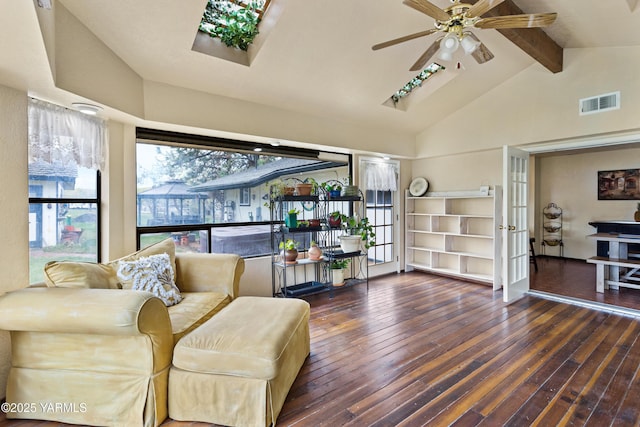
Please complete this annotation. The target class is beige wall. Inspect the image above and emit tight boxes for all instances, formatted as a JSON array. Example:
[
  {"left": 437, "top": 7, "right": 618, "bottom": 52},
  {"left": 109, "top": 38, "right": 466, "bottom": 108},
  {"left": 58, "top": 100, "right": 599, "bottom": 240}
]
[
  {"left": 0, "top": 85, "right": 29, "bottom": 399},
  {"left": 411, "top": 149, "right": 502, "bottom": 193},
  {"left": 537, "top": 146, "right": 640, "bottom": 260},
  {"left": 415, "top": 47, "right": 640, "bottom": 158}
]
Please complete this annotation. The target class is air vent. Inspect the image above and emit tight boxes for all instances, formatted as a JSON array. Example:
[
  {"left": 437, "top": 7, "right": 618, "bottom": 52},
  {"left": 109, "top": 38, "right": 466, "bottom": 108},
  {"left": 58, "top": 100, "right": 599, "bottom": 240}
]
[{"left": 580, "top": 92, "right": 620, "bottom": 115}]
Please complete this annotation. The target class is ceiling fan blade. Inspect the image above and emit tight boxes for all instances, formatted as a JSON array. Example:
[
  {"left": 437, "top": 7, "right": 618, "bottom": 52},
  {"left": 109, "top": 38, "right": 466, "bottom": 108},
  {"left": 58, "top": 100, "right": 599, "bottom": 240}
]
[
  {"left": 466, "top": 0, "right": 506, "bottom": 18},
  {"left": 372, "top": 29, "right": 438, "bottom": 51},
  {"left": 403, "top": 0, "right": 450, "bottom": 22},
  {"left": 463, "top": 32, "right": 494, "bottom": 64},
  {"left": 409, "top": 38, "right": 442, "bottom": 71},
  {"left": 471, "top": 43, "right": 495, "bottom": 64},
  {"left": 475, "top": 13, "right": 558, "bottom": 29}
]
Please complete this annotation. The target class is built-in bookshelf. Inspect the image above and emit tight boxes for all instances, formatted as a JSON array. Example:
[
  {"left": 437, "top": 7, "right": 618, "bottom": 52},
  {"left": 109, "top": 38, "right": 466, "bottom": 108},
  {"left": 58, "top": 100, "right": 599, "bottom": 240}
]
[{"left": 405, "top": 187, "right": 502, "bottom": 289}]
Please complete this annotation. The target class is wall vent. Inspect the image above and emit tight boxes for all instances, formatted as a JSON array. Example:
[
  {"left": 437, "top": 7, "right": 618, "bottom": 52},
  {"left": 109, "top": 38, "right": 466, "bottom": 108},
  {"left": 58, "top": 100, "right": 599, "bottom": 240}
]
[{"left": 579, "top": 91, "right": 620, "bottom": 115}]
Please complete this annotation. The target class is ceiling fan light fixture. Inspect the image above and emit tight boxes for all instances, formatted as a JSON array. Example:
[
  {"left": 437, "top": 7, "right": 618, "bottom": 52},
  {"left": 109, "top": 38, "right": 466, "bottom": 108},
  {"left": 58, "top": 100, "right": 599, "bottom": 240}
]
[
  {"left": 437, "top": 33, "right": 459, "bottom": 61},
  {"left": 460, "top": 33, "right": 481, "bottom": 54}
]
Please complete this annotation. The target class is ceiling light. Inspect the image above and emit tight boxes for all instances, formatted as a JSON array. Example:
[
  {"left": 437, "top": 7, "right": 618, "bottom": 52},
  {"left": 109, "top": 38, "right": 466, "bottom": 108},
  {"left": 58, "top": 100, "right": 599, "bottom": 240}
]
[
  {"left": 460, "top": 33, "right": 481, "bottom": 55},
  {"left": 438, "top": 34, "right": 459, "bottom": 61},
  {"left": 270, "top": 141, "right": 281, "bottom": 146},
  {"left": 253, "top": 147, "right": 263, "bottom": 152},
  {"left": 72, "top": 102, "right": 102, "bottom": 115}
]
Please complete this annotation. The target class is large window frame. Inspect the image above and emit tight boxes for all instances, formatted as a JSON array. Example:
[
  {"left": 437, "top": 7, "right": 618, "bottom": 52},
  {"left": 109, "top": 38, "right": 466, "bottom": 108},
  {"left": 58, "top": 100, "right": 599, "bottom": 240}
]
[{"left": 135, "top": 128, "right": 352, "bottom": 257}]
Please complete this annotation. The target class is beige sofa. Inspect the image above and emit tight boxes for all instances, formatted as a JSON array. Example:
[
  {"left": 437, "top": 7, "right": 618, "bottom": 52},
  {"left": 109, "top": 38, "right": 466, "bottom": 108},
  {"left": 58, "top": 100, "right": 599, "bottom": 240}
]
[{"left": 0, "top": 238, "right": 244, "bottom": 427}]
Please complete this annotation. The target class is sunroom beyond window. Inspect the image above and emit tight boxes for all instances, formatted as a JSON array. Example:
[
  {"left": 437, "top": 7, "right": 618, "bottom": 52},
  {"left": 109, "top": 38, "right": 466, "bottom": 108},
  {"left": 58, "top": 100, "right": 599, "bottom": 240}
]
[{"left": 199, "top": 0, "right": 271, "bottom": 51}]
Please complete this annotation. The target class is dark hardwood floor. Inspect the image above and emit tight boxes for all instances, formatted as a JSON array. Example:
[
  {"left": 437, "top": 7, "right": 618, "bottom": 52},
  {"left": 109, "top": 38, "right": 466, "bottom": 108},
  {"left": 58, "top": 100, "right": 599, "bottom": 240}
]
[
  {"left": 531, "top": 256, "right": 640, "bottom": 313},
  {"left": 4, "top": 257, "right": 640, "bottom": 426}
]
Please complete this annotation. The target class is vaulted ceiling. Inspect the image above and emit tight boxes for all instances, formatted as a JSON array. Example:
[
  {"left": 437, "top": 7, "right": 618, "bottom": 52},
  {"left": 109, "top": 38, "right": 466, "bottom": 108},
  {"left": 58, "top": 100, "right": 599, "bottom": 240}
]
[{"left": 3, "top": 0, "right": 640, "bottom": 143}]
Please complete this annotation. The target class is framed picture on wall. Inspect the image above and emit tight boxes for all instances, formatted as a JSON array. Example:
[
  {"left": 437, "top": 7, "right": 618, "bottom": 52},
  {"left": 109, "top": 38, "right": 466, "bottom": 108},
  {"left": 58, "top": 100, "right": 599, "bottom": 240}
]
[{"left": 598, "top": 169, "right": 640, "bottom": 200}]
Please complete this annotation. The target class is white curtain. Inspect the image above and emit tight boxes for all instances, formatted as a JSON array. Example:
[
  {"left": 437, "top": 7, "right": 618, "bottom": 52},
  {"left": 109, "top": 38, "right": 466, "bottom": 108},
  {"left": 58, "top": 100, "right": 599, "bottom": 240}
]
[
  {"left": 28, "top": 98, "right": 107, "bottom": 170},
  {"left": 364, "top": 161, "right": 398, "bottom": 192}
]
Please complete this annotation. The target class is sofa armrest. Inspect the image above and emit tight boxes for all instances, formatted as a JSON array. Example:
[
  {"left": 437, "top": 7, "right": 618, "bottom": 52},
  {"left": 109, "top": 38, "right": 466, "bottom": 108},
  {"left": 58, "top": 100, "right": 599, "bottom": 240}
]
[
  {"left": 174, "top": 253, "right": 245, "bottom": 298},
  {"left": 0, "top": 287, "right": 171, "bottom": 339}
]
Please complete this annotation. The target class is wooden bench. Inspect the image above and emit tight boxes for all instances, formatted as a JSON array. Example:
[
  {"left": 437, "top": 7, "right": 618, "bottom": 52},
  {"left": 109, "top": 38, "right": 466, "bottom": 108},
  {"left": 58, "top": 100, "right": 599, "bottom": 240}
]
[{"left": 586, "top": 256, "right": 640, "bottom": 292}]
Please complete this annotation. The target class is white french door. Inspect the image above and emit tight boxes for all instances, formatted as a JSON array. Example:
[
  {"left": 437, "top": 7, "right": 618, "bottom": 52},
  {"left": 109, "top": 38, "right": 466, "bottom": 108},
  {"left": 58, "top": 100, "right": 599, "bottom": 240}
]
[
  {"left": 360, "top": 158, "right": 400, "bottom": 276},
  {"left": 502, "top": 146, "right": 530, "bottom": 302}
]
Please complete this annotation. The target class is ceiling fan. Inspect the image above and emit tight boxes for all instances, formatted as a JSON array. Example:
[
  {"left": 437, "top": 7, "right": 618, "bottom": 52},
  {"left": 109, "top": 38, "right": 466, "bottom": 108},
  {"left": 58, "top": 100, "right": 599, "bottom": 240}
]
[{"left": 373, "top": 0, "right": 557, "bottom": 71}]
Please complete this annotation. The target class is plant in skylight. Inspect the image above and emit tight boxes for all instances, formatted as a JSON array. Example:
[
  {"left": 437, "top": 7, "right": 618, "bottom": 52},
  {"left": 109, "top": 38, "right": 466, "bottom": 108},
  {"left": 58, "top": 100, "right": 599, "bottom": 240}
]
[
  {"left": 390, "top": 63, "right": 445, "bottom": 106},
  {"left": 199, "top": 0, "right": 265, "bottom": 51}
]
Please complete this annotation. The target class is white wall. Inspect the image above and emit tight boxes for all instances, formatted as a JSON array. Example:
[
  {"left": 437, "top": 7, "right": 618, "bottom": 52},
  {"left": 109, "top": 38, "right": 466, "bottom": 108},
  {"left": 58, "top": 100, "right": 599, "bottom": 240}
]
[{"left": 0, "top": 85, "right": 29, "bottom": 399}]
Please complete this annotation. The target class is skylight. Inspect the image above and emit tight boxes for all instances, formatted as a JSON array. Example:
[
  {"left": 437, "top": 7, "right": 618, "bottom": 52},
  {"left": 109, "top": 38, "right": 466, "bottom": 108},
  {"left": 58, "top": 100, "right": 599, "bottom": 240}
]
[
  {"left": 389, "top": 63, "right": 445, "bottom": 106},
  {"left": 199, "top": 0, "right": 271, "bottom": 51}
]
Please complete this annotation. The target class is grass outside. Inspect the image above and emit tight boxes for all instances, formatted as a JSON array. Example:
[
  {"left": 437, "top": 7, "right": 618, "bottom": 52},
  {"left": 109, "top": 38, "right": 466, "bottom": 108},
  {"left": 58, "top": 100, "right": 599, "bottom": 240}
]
[{"left": 29, "top": 250, "right": 96, "bottom": 284}]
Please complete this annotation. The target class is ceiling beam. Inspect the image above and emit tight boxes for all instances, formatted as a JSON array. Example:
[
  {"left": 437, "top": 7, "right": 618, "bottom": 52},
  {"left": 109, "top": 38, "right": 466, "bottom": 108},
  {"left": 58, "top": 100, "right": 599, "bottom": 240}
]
[{"left": 470, "top": 0, "right": 563, "bottom": 73}]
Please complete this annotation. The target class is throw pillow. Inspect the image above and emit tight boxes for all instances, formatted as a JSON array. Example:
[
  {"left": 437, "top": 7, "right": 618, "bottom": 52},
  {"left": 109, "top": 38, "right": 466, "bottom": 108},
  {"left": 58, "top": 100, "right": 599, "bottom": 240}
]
[
  {"left": 108, "top": 237, "right": 177, "bottom": 289},
  {"left": 44, "top": 261, "right": 120, "bottom": 289},
  {"left": 117, "top": 253, "right": 182, "bottom": 306}
]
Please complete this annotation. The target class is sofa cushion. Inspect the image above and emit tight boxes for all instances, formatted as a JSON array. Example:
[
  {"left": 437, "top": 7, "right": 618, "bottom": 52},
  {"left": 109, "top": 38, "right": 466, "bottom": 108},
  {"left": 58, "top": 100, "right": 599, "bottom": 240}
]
[
  {"left": 109, "top": 237, "right": 176, "bottom": 288},
  {"left": 172, "top": 297, "right": 310, "bottom": 380},
  {"left": 117, "top": 253, "right": 182, "bottom": 307},
  {"left": 43, "top": 261, "right": 120, "bottom": 289},
  {"left": 168, "top": 292, "right": 231, "bottom": 344}
]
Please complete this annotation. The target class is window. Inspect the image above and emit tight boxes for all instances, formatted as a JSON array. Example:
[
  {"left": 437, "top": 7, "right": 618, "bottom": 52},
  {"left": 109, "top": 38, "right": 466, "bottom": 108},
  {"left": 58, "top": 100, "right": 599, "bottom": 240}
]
[
  {"left": 239, "top": 187, "right": 251, "bottom": 206},
  {"left": 386, "top": 63, "right": 445, "bottom": 108},
  {"left": 27, "top": 99, "right": 105, "bottom": 284},
  {"left": 366, "top": 190, "right": 394, "bottom": 265},
  {"left": 136, "top": 128, "right": 350, "bottom": 258},
  {"left": 199, "top": 0, "right": 271, "bottom": 51}
]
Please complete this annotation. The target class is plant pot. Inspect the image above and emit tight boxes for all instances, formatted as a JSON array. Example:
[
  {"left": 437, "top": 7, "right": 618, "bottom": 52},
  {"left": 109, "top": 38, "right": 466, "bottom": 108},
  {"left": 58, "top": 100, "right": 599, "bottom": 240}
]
[
  {"left": 282, "top": 186, "right": 295, "bottom": 196},
  {"left": 281, "top": 249, "right": 298, "bottom": 264},
  {"left": 284, "top": 213, "right": 298, "bottom": 228},
  {"left": 339, "top": 235, "right": 362, "bottom": 253},
  {"left": 295, "top": 183, "right": 313, "bottom": 196},
  {"left": 308, "top": 218, "right": 321, "bottom": 227},
  {"left": 331, "top": 268, "right": 345, "bottom": 286},
  {"left": 329, "top": 189, "right": 341, "bottom": 198},
  {"left": 328, "top": 215, "right": 341, "bottom": 228},
  {"left": 308, "top": 244, "right": 322, "bottom": 261}
]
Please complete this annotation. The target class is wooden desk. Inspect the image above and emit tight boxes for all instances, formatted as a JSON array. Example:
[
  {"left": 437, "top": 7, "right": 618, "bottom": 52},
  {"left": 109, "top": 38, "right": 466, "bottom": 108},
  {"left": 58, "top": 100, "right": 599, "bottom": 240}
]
[{"left": 587, "top": 233, "right": 640, "bottom": 292}]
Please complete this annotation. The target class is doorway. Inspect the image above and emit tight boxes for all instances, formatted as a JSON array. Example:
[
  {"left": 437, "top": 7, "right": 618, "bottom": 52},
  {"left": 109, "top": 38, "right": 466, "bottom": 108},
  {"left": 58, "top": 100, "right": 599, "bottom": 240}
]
[
  {"left": 528, "top": 143, "right": 640, "bottom": 312},
  {"left": 360, "top": 157, "right": 400, "bottom": 276}
]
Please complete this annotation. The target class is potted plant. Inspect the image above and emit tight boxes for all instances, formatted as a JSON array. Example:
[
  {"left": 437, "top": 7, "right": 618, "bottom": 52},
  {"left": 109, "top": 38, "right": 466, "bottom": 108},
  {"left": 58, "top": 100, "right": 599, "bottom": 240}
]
[
  {"left": 285, "top": 208, "right": 300, "bottom": 228},
  {"left": 328, "top": 211, "right": 345, "bottom": 228},
  {"left": 264, "top": 179, "right": 295, "bottom": 209},
  {"left": 322, "top": 181, "right": 342, "bottom": 198},
  {"left": 279, "top": 239, "right": 299, "bottom": 264},
  {"left": 340, "top": 215, "right": 376, "bottom": 252},
  {"left": 295, "top": 177, "right": 318, "bottom": 196},
  {"left": 329, "top": 258, "right": 350, "bottom": 286}
]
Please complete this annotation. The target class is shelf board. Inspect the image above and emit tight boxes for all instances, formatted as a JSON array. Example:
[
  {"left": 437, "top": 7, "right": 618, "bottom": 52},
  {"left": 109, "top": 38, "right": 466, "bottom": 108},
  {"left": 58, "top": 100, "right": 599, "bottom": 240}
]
[
  {"left": 282, "top": 281, "right": 328, "bottom": 297},
  {"left": 407, "top": 245, "right": 441, "bottom": 253},
  {"left": 273, "top": 257, "right": 325, "bottom": 268},
  {"left": 407, "top": 246, "right": 492, "bottom": 260},
  {"left": 407, "top": 229, "right": 493, "bottom": 239},
  {"left": 406, "top": 264, "right": 492, "bottom": 283},
  {"left": 407, "top": 213, "right": 493, "bottom": 219}
]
